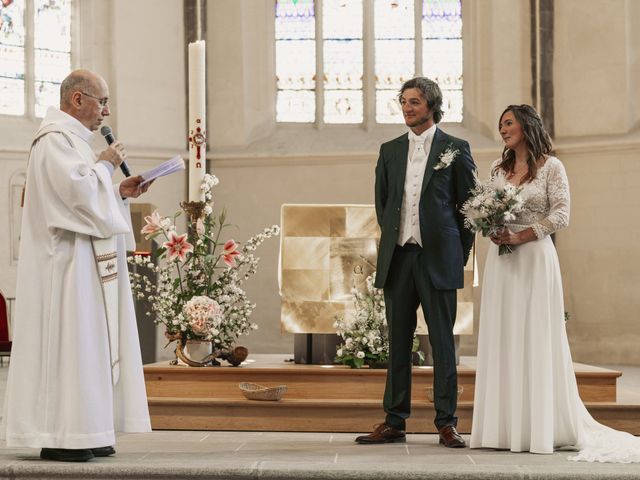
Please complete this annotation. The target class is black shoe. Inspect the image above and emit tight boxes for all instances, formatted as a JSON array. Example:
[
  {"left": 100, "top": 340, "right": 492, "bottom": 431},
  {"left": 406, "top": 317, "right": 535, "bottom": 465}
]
[
  {"left": 40, "top": 448, "right": 94, "bottom": 462},
  {"left": 91, "top": 446, "right": 116, "bottom": 457}
]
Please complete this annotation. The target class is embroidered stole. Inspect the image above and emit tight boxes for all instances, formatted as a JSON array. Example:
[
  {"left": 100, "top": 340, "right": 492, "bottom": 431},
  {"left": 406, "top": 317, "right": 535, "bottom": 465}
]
[{"left": 90, "top": 237, "right": 120, "bottom": 385}]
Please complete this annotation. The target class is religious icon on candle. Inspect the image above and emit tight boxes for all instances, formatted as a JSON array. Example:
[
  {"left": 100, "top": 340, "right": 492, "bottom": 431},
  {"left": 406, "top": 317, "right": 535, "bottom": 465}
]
[{"left": 188, "top": 118, "right": 206, "bottom": 165}]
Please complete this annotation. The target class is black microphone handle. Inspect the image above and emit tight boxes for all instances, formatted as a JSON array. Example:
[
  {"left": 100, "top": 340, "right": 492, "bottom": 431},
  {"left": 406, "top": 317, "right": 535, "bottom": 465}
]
[
  {"left": 119, "top": 161, "right": 131, "bottom": 177},
  {"left": 104, "top": 132, "right": 131, "bottom": 177}
]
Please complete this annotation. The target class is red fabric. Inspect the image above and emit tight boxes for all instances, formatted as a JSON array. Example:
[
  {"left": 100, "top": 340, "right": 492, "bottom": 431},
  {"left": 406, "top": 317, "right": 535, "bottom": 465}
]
[{"left": 0, "top": 293, "right": 10, "bottom": 349}]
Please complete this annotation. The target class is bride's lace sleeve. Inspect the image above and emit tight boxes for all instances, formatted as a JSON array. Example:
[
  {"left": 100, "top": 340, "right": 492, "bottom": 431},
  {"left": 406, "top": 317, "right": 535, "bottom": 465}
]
[
  {"left": 489, "top": 158, "right": 502, "bottom": 178},
  {"left": 531, "top": 158, "right": 570, "bottom": 239}
]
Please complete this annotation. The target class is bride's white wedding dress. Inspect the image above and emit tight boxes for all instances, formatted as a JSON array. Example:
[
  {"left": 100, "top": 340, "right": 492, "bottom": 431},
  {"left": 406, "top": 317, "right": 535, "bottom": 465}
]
[{"left": 470, "top": 156, "right": 640, "bottom": 462}]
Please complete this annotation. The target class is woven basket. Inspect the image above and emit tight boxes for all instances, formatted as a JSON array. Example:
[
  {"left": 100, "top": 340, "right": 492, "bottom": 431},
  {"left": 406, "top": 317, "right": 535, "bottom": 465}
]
[{"left": 239, "top": 382, "right": 288, "bottom": 401}]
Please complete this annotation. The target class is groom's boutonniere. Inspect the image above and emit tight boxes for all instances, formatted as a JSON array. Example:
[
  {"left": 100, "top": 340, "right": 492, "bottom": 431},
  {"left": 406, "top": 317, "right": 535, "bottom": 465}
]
[{"left": 433, "top": 144, "right": 460, "bottom": 171}]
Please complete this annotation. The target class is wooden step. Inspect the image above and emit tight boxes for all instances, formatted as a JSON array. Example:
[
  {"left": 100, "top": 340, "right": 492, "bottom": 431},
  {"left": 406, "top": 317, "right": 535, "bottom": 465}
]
[
  {"left": 144, "top": 359, "right": 620, "bottom": 403},
  {"left": 144, "top": 356, "right": 630, "bottom": 434},
  {"left": 147, "top": 397, "right": 640, "bottom": 435}
]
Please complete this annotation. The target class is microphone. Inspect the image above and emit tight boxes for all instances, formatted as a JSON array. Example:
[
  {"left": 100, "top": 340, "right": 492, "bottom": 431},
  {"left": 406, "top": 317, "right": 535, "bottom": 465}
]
[{"left": 100, "top": 125, "right": 131, "bottom": 177}]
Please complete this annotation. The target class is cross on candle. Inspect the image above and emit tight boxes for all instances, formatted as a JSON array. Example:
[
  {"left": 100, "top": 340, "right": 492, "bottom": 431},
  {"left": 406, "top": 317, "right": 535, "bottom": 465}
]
[{"left": 189, "top": 119, "right": 206, "bottom": 164}]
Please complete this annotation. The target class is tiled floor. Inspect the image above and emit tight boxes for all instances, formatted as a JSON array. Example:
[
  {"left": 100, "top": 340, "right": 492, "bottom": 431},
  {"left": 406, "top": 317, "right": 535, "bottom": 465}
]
[{"left": 1, "top": 430, "right": 640, "bottom": 479}]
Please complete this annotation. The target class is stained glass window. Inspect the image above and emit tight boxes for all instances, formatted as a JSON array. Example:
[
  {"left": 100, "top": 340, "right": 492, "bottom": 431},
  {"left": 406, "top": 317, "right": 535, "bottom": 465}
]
[
  {"left": 34, "top": 0, "right": 71, "bottom": 117},
  {"left": 274, "top": 0, "right": 463, "bottom": 124},
  {"left": 0, "top": 0, "right": 72, "bottom": 118},
  {"left": 422, "top": 0, "right": 463, "bottom": 122},
  {"left": 375, "top": 0, "right": 414, "bottom": 124},
  {"left": 276, "top": 0, "right": 315, "bottom": 122},
  {"left": 0, "top": 0, "right": 26, "bottom": 115},
  {"left": 322, "top": 0, "right": 363, "bottom": 124}
]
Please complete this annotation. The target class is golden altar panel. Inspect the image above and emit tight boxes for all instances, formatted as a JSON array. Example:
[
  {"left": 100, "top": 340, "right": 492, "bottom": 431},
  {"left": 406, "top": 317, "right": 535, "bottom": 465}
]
[
  {"left": 281, "top": 300, "right": 346, "bottom": 333},
  {"left": 280, "top": 237, "right": 330, "bottom": 270},
  {"left": 329, "top": 237, "right": 378, "bottom": 301},
  {"left": 279, "top": 204, "right": 475, "bottom": 335}
]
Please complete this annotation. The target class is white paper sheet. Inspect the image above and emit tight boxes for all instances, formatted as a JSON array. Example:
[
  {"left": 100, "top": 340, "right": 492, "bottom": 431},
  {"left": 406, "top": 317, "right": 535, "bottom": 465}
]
[{"left": 139, "top": 156, "right": 185, "bottom": 186}]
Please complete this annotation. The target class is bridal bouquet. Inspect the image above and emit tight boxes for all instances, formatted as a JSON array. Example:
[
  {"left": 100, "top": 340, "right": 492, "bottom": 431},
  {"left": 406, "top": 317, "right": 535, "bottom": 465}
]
[
  {"left": 334, "top": 273, "right": 423, "bottom": 368},
  {"left": 128, "top": 174, "right": 280, "bottom": 355},
  {"left": 461, "top": 171, "right": 524, "bottom": 255}
]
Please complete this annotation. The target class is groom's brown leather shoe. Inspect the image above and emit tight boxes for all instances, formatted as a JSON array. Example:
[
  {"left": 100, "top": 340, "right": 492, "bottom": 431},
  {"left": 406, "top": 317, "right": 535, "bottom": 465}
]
[
  {"left": 438, "top": 425, "right": 466, "bottom": 448},
  {"left": 355, "top": 423, "right": 406, "bottom": 444}
]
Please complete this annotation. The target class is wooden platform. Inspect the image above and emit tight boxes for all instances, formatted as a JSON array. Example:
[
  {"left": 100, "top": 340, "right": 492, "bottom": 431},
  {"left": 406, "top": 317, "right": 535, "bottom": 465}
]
[{"left": 144, "top": 355, "right": 640, "bottom": 434}]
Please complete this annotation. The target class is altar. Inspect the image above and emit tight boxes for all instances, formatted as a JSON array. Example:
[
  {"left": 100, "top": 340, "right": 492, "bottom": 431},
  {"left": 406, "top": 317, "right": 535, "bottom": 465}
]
[{"left": 278, "top": 204, "right": 475, "bottom": 365}]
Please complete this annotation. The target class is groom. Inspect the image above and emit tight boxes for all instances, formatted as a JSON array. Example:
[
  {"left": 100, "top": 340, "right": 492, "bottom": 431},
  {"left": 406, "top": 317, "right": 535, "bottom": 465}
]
[{"left": 356, "top": 77, "right": 475, "bottom": 447}]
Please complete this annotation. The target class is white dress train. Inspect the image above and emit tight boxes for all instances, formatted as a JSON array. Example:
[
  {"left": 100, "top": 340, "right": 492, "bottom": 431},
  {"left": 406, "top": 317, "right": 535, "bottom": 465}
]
[{"left": 470, "top": 157, "right": 640, "bottom": 463}]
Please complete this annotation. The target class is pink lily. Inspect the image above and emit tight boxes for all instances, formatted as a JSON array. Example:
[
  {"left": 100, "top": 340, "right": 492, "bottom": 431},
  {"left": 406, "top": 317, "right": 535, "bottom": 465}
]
[
  {"left": 222, "top": 239, "right": 240, "bottom": 267},
  {"left": 163, "top": 232, "right": 194, "bottom": 262},
  {"left": 141, "top": 210, "right": 163, "bottom": 239}
]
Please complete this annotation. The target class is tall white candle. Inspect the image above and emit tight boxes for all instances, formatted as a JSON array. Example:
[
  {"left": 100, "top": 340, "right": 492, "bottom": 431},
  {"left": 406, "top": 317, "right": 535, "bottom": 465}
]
[{"left": 188, "top": 40, "right": 206, "bottom": 202}]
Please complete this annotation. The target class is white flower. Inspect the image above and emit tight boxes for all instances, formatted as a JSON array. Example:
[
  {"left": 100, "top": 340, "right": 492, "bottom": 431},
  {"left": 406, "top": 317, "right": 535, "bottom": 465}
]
[
  {"left": 433, "top": 145, "right": 460, "bottom": 171},
  {"left": 337, "top": 348, "right": 343, "bottom": 357},
  {"left": 160, "top": 218, "right": 173, "bottom": 229},
  {"left": 356, "top": 351, "right": 365, "bottom": 359}
]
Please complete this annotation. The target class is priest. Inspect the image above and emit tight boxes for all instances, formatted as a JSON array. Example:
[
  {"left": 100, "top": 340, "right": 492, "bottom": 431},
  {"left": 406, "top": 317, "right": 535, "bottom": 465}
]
[{"left": 1, "top": 70, "right": 152, "bottom": 462}]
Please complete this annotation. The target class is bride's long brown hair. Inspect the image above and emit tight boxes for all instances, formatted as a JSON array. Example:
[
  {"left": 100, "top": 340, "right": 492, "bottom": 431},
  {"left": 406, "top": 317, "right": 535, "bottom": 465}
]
[{"left": 494, "top": 104, "right": 553, "bottom": 183}]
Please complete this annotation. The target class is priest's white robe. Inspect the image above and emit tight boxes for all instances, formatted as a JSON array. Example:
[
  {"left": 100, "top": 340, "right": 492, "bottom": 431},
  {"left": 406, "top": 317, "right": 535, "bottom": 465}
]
[{"left": 1, "top": 107, "right": 151, "bottom": 449}]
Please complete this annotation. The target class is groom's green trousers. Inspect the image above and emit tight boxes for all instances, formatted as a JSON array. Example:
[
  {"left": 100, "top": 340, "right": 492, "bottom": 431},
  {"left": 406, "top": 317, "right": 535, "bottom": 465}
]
[{"left": 383, "top": 244, "right": 459, "bottom": 430}]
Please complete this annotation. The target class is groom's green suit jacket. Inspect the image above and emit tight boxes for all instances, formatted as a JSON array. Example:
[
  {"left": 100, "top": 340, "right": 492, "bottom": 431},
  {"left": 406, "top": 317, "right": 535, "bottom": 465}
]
[{"left": 374, "top": 127, "right": 476, "bottom": 290}]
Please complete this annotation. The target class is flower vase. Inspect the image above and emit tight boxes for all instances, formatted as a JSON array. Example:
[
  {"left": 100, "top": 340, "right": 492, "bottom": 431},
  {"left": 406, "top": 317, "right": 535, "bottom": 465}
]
[{"left": 175, "top": 339, "right": 218, "bottom": 367}]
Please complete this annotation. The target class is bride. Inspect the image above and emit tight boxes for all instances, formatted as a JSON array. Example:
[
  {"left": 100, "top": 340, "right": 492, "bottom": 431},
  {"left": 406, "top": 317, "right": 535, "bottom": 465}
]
[{"left": 470, "top": 104, "right": 640, "bottom": 462}]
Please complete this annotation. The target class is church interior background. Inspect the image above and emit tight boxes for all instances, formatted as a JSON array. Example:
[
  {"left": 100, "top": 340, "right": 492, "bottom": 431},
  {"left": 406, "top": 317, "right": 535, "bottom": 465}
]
[{"left": 0, "top": 0, "right": 639, "bottom": 371}]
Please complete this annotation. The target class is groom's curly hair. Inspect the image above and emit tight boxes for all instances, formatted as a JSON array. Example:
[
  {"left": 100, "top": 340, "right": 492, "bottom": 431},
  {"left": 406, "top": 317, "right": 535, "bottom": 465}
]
[
  {"left": 495, "top": 104, "right": 554, "bottom": 183},
  {"left": 398, "top": 77, "right": 444, "bottom": 124}
]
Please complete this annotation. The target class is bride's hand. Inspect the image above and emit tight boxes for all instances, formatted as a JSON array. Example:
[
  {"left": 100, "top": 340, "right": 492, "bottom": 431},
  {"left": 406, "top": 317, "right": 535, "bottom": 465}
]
[{"left": 491, "top": 228, "right": 521, "bottom": 246}]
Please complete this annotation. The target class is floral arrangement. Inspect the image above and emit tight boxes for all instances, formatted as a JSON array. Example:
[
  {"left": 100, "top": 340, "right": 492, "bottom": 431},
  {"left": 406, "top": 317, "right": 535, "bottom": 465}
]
[
  {"left": 433, "top": 144, "right": 459, "bottom": 170},
  {"left": 129, "top": 174, "right": 280, "bottom": 359},
  {"left": 334, "top": 273, "right": 423, "bottom": 368},
  {"left": 460, "top": 170, "right": 524, "bottom": 255},
  {"left": 334, "top": 274, "right": 388, "bottom": 368}
]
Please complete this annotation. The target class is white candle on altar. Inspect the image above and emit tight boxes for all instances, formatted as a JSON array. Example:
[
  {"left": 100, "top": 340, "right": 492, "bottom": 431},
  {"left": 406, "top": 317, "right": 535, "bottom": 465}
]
[{"left": 188, "top": 40, "right": 206, "bottom": 202}]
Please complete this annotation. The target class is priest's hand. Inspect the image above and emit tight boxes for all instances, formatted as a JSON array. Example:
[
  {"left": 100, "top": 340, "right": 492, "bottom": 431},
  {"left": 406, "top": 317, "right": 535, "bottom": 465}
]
[
  {"left": 98, "top": 141, "right": 127, "bottom": 169},
  {"left": 119, "top": 176, "right": 154, "bottom": 199}
]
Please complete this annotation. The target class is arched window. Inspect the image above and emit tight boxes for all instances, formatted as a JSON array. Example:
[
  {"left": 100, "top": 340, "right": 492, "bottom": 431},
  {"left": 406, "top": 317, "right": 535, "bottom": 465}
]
[
  {"left": 0, "top": 0, "right": 72, "bottom": 117},
  {"left": 275, "top": 0, "right": 462, "bottom": 124}
]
